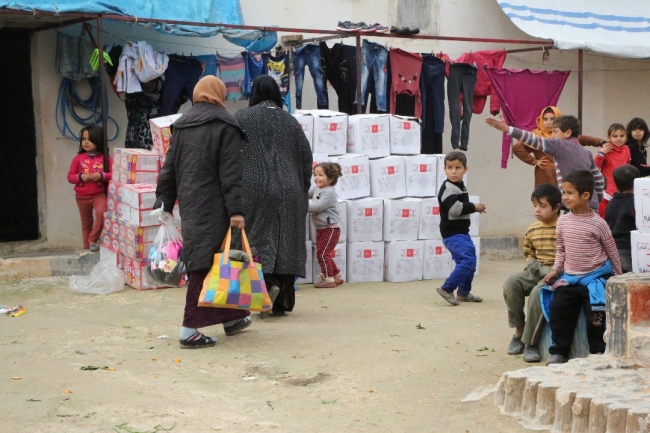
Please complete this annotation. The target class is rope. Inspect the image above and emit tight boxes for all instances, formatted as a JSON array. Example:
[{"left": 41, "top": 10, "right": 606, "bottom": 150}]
[{"left": 56, "top": 77, "right": 119, "bottom": 142}]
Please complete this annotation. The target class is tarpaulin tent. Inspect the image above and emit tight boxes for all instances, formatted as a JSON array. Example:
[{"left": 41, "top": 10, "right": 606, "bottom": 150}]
[{"left": 497, "top": 0, "right": 650, "bottom": 59}]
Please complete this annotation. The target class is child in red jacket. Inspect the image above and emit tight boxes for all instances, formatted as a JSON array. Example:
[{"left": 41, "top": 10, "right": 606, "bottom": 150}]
[
  {"left": 67, "top": 126, "right": 112, "bottom": 251},
  {"left": 595, "top": 123, "right": 631, "bottom": 217}
]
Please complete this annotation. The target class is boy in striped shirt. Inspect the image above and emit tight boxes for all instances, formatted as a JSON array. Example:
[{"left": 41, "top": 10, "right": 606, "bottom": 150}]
[
  {"left": 504, "top": 184, "right": 562, "bottom": 363},
  {"left": 542, "top": 170, "right": 622, "bottom": 365}
]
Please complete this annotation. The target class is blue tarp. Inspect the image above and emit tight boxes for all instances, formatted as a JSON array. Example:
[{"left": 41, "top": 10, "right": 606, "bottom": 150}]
[{"left": 0, "top": 0, "right": 254, "bottom": 37}]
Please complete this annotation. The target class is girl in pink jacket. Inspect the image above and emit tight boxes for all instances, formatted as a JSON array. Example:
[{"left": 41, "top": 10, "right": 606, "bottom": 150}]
[{"left": 67, "top": 126, "right": 112, "bottom": 251}]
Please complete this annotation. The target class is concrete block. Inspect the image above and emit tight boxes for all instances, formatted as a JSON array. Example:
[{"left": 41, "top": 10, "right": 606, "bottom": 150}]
[
  {"left": 553, "top": 389, "right": 576, "bottom": 432},
  {"left": 607, "top": 404, "right": 630, "bottom": 433},
  {"left": 535, "top": 382, "right": 560, "bottom": 425},
  {"left": 572, "top": 394, "right": 593, "bottom": 433}
]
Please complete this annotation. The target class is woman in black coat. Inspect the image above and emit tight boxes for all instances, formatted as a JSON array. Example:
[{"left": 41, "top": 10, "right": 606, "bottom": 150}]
[{"left": 156, "top": 76, "right": 252, "bottom": 349}]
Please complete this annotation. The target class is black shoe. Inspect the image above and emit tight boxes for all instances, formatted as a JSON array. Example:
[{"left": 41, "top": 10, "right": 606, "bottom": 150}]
[
  {"left": 523, "top": 346, "right": 541, "bottom": 363},
  {"left": 224, "top": 316, "right": 252, "bottom": 336},
  {"left": 390, "top": 26, "right": 400, "bottom": 33},
  {"left": 259, "top": 285, "right": 280, "bottom": 319},
  {"left": 546, "top": 354, "right": 568, "bottom": 366},
  {"left": 507, "top": 336, "right": 524, "bottom": 355},
  {"left": 409, "top": 27, "right": 420, "bottom": 35},
  {"left": 179, "top": 332, "right": 217, "bottom": 349},
  {"left": 337, "top": 21, "right": 361, "bottom": 31}
]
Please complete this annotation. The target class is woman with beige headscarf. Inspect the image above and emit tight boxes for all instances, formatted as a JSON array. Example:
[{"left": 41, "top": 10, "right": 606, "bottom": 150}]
[{"left": 156, "top": 76, "right": 252, "bottom": 349}]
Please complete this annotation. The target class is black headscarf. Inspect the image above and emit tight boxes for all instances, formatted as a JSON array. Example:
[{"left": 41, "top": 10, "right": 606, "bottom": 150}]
[{"left": 249, "top": 75, "right": 282, "bottom": 108}]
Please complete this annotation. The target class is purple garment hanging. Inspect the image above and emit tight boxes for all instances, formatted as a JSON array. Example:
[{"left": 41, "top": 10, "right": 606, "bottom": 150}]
[{"left": 485, "top": 67, "right": 570, "bottom": 168}]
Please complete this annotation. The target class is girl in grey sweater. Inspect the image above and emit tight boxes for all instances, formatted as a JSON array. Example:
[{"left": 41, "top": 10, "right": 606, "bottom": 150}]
[{"left": 309, "top": 163, "right": 343, "bottom": 288}]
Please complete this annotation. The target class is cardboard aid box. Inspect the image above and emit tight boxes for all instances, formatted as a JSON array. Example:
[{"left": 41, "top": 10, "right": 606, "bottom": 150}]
[
  {"left": 383, "top": 198, "right": 422, "bottom": 241},
  {"left": 312, "top": 242, "right": 346, "bottom": 282},
  {"left": 389, "top": 115, "right": 421, "bottom": 155},
  {"left": 347, "top": 114, "right": 390, "bottom": 158},
  {"left": 404, "top": 155, "right": 437, "bottom": 197},
  {"left": 296, "top": 110, "right": 347, "bottom": 156},
  {"left": 295, "top": 242, "right": 314, "bottom": 285},
  {"left": 111, "top": 169, "right": 159, "bottom": 185},
  {"left": 107, "top": 182, "right": 157, "bottom": 210},
  {"left": 634, "top": 178, "right": 650, "bottom": 232},
  {"left": 631, "top": 230, "right": 650, "bottom": 273},
  {"left": 102, "top": 232, "right": 152, "bottom": 260},
  {"left": 329, "top": 154, "right": 370, "bottom": 200},
  {"left": 423, "top": 239, "right": 452, "bottom": 280},
  {"left": 114, "top": 148, "right": 160, "bottom": 172},
  {"left": 346, "top": 241, "right": 384, "bottom": 283},
  {"left": 450, "top": 237, "right": 481, "bottom": 276},
  {"left": 369, "top": 156, "right": 407, "bottom": 199},
  {"left": 418, "top": 198, "right": 441, "bottom": 240},
  {"left": 469, "top": 195, "right": 480, "bottom": 237},
  {"left": 310, "top": 200, "right": 347, "bottom": 243},
  {"left": 347, "top": 198, "right": 383, "bottom": 242},
  {"left": 107, "top": 197, "right": 160, "bottom": 227},
  {"left": 384, "top": 240, "right": 425, "bottom": 282},
  {"left": 103, "top": 212, "right": 159, "bottom": 244},
  {"left": 124, "top": 257, "right": 169, "bottom": 290},
  {"left": 150, "top": 114, "right": 182, "bottom": 159},
  {"left": 292, "top": 113, "right": 314, "bottom": 150}
]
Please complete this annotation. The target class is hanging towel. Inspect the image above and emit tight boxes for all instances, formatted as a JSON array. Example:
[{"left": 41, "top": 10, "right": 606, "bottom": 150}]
[{"left": 485, "top": 67, "right": 570, "bottom": 168}]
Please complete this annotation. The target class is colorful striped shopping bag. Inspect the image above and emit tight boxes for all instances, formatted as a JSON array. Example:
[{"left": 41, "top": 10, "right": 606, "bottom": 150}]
[{"left": 198, "top": 228, "right": 271, "bottom": 312}]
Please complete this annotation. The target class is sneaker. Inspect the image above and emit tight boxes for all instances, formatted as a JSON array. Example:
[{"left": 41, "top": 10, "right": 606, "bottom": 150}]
[
  {"left": 436, "top": 287, "right": 459, "bottom": 306},
  {"left": 507, "top": 336, "right": 525, "bottom": 355},
  {"left": 336, "top": 21, "right": 361, "bottom": 31},
  {"left": 523, "top": 346, "right": 541, "bottom": 363},
  {"left": 223, "top": 316, "right": 252, "bottom": 336},
  {"left": 370, "top": 23, "right": 389, "bottom": 33},
  {"left": 315, "top": 277, "right": 337, "bottom": 288},
  {"left": 260, "top": 285, "right": 280, "bottom": 319},
  {"left": 546, "top": 354, "right": 568, "bottom": 366},
  {"left": 179, "top": 332, "right": 217, "bottom": 349},
  {"left": 356, "top": 22, "right": 376, "bottom": 33},
  {"left": 89, "top": 243, "right": 100, "bottom": 252},
  {"left": 456, "top": 293, "right": 483, "bottom": 303}
]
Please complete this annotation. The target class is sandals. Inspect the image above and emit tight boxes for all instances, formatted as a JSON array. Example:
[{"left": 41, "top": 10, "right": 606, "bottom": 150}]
[
  {"left": 436, "top": 287, "right": 459, "bottom": 306},
  {"left": 179, "top": 332, "right": 217, "bottom": 349},
  {"left": 456, "top": 293, "right": 483, "bottom": 303}
]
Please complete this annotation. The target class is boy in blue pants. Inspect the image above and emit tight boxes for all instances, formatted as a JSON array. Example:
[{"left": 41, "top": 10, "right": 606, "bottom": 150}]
[{"left": 436, "top": 151, "right": 487, "bottom": 306}]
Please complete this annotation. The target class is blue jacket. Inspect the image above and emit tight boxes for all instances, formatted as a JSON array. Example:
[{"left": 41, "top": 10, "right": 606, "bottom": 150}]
[{"left": 540, "top": 261, "right": 613, "bottom": 321}]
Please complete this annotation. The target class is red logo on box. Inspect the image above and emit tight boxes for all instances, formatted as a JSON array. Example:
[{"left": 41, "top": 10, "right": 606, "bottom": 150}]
[
  {"left": 433, "top": 207, "right": 440, "bottom": 215},
  {"left": 363, "top": 249, "right": 372, "bottom": 258},
  {"left": 387, "top": 166, "right": 395, "bottom": 175},
  {"left": 351, "top": 165, "right": 359, "bottom": 174},
  {"left": 364, "top": 208, "right": 373, "bottom": 217},
  {"left": 402, "top": 209, "right": 410, "bottom": 218},
  {"left": 420, "top": 164, "right": 428, "bottom": 172},
  {"left": 436, "top": 246, "right": 443, "bottom": 255},
  {"left": 404, "top": 122, "right": 411, "bottom": 130},
  {"left": 406, "top": 249, "right": 414, "bottom": 257},
  {"left": 329, "top": 123, "right": 338, "bottom": 131},
  {"left": 371, "top": 124, "right": 378, "bottom": 133}
]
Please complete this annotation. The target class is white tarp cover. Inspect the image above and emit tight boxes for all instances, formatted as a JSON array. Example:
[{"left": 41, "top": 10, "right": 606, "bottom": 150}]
[{"left": 497, "top": 1, "right": 650, "bottom": 58}]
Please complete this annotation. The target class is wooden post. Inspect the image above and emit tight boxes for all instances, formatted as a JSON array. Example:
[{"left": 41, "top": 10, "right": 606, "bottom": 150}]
[
  {"left": 578, "top": 49, "right": 584, "bottom": 127},
  {"left": 96, "top": 16, "right": 110, "bottom": 179},
  {"left": 355, "top": 34, "right": 362, "bottom": 114}
]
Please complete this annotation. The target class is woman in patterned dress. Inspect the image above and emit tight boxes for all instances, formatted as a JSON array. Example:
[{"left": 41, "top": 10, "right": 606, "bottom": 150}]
[{"left": 234, "top": 76, "right": 313, "bottom": 316}]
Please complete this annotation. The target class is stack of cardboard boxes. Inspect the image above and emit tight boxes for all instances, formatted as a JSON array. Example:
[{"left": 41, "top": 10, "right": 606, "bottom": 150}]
[
  {"left": 631, "top": 179, "right": 650, "bottom": 272},
  {"left": 295, "top": 110, "right": 481, "bottom": 285}
]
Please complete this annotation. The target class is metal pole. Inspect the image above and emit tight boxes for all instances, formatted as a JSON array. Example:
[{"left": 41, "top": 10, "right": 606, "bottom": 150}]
[
  {"left": 578, "top": 49, "right": 583, "bottom": 126},
  {"left": 356, "top": 34, "right": 362, "bottom": 114},
  {"left": 96, "top": 16, "right": 110, "bottom": 180}
]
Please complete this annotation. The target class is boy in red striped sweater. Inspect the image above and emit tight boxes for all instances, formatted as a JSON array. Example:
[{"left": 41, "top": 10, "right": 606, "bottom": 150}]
[{"left": 542, "top": 170, "right": 622, "bottom": 365}]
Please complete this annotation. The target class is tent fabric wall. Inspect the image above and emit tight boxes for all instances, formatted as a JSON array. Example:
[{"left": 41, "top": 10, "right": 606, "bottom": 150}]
[{"left": 497, "top": 0, "right": 650, "bottom": 58}]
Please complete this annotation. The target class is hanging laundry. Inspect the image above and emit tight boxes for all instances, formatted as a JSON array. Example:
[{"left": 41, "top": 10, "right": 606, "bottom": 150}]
[
  {"left": 124, "top": 78, "right": 163, "bottom": 150},
  {"left": 263, "top": 53, "right": 291, "bottom": 112},
  {"left": 244, "top": 51, "right": 266, "bottom": 96},
  {"left": 455, "top": 50, "right": 506, "bottom": 115},
  {"left": 389, "top": 48, "right": 423, "bottom": 119},
  {"left": 447, "top": 63, "right": 477, "bottom": 151},
  {"left": 355, "top": 40, "right": 389, "bottom": 112},
  {"left": 293, "top": 44, "right": 328, "bottom": 110},
  {"left": 114, "top": 41, "right": 169, "bottom": 94},
  {"left": 192, "top": 54, "right": 218, "bottom": 78},
  {"left": 217, "top": 53, "right": 246, "bottom": 102},
  {"left": 420, "top": 54, "right": 446, "bottom": 154},
  {"left": 161, "top": 55, "right": 203, "bottom": 115},
  {"left": 321, "top": 42, "right": 358, "bottom": 115},
  {"left": 485, "top": 67, "right": 571, "bottom": 168}
]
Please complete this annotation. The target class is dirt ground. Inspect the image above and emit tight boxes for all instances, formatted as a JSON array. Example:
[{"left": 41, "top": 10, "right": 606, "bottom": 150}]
[{"left": 0, "top": 258, "right": 546, "bottom": 433}]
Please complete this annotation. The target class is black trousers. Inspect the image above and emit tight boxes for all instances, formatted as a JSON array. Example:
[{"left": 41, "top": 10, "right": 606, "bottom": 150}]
[
  {"left": 549, "top": 284, "right": 606, "bottom": 357},
  {"left": 447, "top": 63, "right": 477, "bottom": 150}
]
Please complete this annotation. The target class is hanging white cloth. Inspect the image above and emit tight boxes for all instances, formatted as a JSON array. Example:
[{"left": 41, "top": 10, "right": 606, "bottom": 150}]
[{"left": 114, "top": 41, "right": 169, "bottom": 93}]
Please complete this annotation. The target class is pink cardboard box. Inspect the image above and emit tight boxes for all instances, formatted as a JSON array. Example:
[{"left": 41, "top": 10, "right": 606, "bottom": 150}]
[
  {"left": 103, "top": 212, "right": 159, "bottom": 244},
  {"left": 150, "top": 114, "right": 182, "bottom": 159},
  {"left": 107, "top": 182, "right": 157, "bottom": 210},
  {"left": 107, "top": 197, "right": 160, "bottom": 227},
  {"left": 114, "top": 148, "right": 160, "bottom": 172},
  {"left": 101, "top": 232, "right": 152, "bottom": 260},
  {"left": 111, "top": 168, "right": 159, "bottom": 185},
  {"left": 123, "top": 257, "right": 169, "bottom": 291}
]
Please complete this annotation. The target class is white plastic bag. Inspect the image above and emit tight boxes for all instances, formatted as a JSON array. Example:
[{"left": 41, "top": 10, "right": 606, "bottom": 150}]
[
  {"left": 69, "top": 258, "right": 125, "bottom": 295},
  {"left": 146, "top": 209, "right": 185, "bottom": 286}
]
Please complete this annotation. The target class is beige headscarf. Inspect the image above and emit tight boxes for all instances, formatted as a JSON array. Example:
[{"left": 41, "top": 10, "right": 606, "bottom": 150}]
[{"left": 192, "top": 76, "right": 226, "bottom": 108}]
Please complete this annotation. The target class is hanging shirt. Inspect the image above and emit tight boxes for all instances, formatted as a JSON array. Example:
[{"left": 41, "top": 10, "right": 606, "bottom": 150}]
[
  {"left": 263, "top": 53, "right": 290, "bottom": 105},
  {"left": 455, "top": 50, "right": 506, "bottom": 115},
  {"left": 217, "top": 53, "right": 246, "bottom": 101},
  {"left": 114, "top": 41, "right": 169, "bottom": 94},
  {"left": 244, "top": 52, "right": 266, "bottom": 96},
  {"left": 389, "top": 48, "right": 423, "bottom": 119}
]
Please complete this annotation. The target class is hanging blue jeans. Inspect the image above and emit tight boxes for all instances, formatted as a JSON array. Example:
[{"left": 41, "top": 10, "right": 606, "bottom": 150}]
[
  {"left": 293, "top": 44, "right": 328, "bottom": 109},
  {"left": 420, "top": 55, "right": 446, "bottom": 134},
  {"left": 441, "top": 234, "right": 476, "bottom": 296},
  {"left": 355, "top": 40, "right": 388, "bottom": 112}
]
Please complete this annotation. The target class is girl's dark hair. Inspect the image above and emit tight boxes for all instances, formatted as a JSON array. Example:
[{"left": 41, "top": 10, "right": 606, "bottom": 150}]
[
  {"left": 78, "top": 126, "right": 105, "bottom": 154},
  {"left": 543, "top": 106, "right": 555, "bottom": 115},
  {"left": 626, "top": 117, "right": 650, "bottom": 147},
  {"left": 607, "top": 123, "right": 626, "bottom": 137},
  {"left": 315, "top": 162, "right": 343, "bottom": 186}
]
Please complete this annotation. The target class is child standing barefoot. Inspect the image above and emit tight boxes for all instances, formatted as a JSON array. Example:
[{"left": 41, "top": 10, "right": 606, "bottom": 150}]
[
  {"left": 66, "top": 126, "right": 112, "bottom": 251},
  {"left": 309, "top": 163, "right": 343, "bottom": 289}
]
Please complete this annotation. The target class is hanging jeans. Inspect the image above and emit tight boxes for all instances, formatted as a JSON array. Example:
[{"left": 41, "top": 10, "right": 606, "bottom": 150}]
[
  {"left": 293, "top": 44, "right": 328, "bottom": 109},
  {"left": 420, "top": 55, "right": 446, "bottom": 154},
  {"left": 355, "top": 40, "right": 388, "bottom": 112},
  {"left": 447, "top": 63, "right": 477, "bottom": 150}
]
